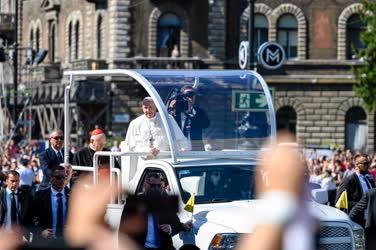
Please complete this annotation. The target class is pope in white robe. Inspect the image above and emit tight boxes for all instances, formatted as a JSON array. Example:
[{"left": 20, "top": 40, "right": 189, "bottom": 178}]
[{"left": 124, "top": 97, "right": 190, "bottom": 156}]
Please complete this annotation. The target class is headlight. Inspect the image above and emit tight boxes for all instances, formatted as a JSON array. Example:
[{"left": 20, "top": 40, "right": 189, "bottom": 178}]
[
  {"left": 353, "top": 228, "right": 365, "bottom": 250},
  {"left": 209, "top": 233, "right": 240, "bottom": 249}
]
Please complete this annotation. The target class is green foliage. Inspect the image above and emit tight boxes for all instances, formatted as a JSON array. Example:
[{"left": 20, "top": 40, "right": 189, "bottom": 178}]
[{"left": 353, "top": 1, "right": 376, "bottom": 112}]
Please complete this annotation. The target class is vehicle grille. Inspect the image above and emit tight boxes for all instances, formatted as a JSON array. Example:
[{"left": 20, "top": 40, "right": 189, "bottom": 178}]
[
  {"left": 320, "top": 226, "right": 351, "bottom": 238},
  {"left": 318, "top": 223, "right": 353, "bottom": 250}
]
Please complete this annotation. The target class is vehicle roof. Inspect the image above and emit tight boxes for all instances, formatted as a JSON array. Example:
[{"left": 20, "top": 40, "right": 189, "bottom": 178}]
[{"left": 145, "top": 157, "right": 258, "bottom": 168}]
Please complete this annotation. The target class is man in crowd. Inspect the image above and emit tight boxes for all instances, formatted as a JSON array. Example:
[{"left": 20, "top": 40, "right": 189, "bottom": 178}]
[
  {"left": 40, "top": 129, "right": 72, "bottom": 189},
  {"left": 125, "top": 97, "right": 189, "bottom": 157},
  {"left": 0, "top": 171, "right": 33, "bottom": 233},
  {"left": 350, "top": 188, "right": 376, "bottom": 250},
  {"left": 169, "top": 86, "right": 210, "bottom": 151},
  {"left": 119, "top": 172, "right": 189, "bottom": 249},
  {"left": 17, "top": 155, "right": 34, "bottom": 190},
  {"left": 336, "top": 153, "right": 375, "bottom": 213},
  {"left": 33, "top": 165, "right": 69, "bottom": 240},
  {"left": 72, "top": 128, "right": 119, "bottom": 169}
]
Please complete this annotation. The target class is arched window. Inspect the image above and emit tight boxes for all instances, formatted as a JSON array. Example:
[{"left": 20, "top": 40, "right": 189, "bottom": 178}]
[
  {"left": 29, "top": 29, "right": 34, "bottom": 48},
  {"left": 276, "top": 106, "right": 297, "bottom": 135},
  {"left": 157, "top": 13, "right": 182, "bottom": 57},
  {"left": 346, "top": 107, "right": 367, "bottom": 151},
  {"left": 68, "top": 22, "right": 72, "bottom": 62},
  {"left": 97, "top": 15, "right": 103, "bottom": 59},
  {"left": 346, "top": 14, "right": 366, "bottom": 60},
  {"left": 48, "top": 22, "right": 56, "bottom": 62},
  {"left": 74, "top": 22, "right": 80, "bottom": 60},
  {"left": 35, "top": 28, "right": 40, "bottom": 52},
  {"left": 277, "top": 14, "right": 297, "bottom": 59},
  {"left": 254, "top": 14, "right": 268, "bottom": 53}
]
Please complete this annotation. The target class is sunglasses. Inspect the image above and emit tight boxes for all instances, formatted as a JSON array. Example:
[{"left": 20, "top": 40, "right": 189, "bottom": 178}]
[
  {"left": 183, "top": 91, "right": 195, "bottom": 98},
  {"left": 51, "top": 136, "right": 64, "bottom": 141},
  {"left": 52, "top": 175, "right": 67, "bottom": 180},
  {"left": 146, "top": 182, "right": 162, "bottom": 188}
]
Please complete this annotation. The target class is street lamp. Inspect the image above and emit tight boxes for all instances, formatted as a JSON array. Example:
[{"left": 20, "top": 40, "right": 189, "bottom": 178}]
[{"left": 247, "top": 0, "right": 255, "bottom": 70}]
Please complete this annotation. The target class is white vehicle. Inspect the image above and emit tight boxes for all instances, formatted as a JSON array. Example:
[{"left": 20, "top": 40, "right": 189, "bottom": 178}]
[{"left": 63, "top": 70, "right": 364, "bottom": 250}]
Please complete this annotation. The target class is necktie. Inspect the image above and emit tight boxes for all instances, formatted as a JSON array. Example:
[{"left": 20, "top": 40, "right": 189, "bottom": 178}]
[
  {"left": 152, "top": 215, "right": 160, "bottom": 247},
  {"left": 364, "top": 175, "right": 372, "bottom": 189},
  {"left": 56, "top": 193, "right": 63, "bottom": 237},
  {"left": 183, "top": 115, "right": 191, "bottom": 138},
  {"left": 57, "top": 151, "right": 63, "bottom": 163},
  {"left": 10, "top": 192, "right": 17, "bottom": 224}
]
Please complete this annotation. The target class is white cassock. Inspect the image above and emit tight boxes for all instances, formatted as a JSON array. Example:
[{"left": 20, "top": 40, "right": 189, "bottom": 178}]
[{"left": 124, "top": 112, "right": 190, "bottom": 152}]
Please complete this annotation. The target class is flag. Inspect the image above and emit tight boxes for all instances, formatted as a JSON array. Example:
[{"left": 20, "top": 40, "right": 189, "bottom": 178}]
[
  {"left": 184, "top": 193, "right": 195, "bottom": 213},
  {"left": 335, "top": 190, "right": 348, "bottom": 210}
]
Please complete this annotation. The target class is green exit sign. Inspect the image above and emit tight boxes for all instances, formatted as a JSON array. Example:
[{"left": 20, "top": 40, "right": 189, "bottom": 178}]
[{"left": 232, "top": 90, "right": 270, "bottom": 111}]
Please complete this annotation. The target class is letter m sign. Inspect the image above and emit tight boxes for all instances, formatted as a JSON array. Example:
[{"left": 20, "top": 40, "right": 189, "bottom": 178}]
[{"left": 266, "top": 49, "right": 280, "bottom": 63}]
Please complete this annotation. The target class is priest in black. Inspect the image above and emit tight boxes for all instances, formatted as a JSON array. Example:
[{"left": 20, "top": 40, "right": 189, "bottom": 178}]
[{"left": 72, "top": 128, "right": 120, "bottom": 169}]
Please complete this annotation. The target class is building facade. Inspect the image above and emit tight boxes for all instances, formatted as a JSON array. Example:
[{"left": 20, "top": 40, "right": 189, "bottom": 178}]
[{"left": 0, "top": 0, "right": 374, "bottom": 151}]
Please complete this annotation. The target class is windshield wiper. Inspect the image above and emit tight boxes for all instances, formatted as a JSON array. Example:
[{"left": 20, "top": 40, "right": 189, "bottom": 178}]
[{"left": 208, "top": 198, "right": 233, "bottom": 203}]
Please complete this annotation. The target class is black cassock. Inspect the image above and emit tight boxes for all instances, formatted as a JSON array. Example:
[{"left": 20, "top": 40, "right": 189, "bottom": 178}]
[{"left": 72, "top": 147, "right": 120, "bottom": 169}]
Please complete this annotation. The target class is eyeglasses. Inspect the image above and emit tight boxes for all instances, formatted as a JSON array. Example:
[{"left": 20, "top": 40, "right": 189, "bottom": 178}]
[
  {"left": 51, "top": 136, "right": 64, "bottom": 141},
  {"left": 146, "top": 181, "right": 162, "bottom": 188},
  {"left": 184, "top": 92, "right": 195, "bottom": 98},
  {"left": 52, "top": 175, "right": 67, "bottom": 180}
]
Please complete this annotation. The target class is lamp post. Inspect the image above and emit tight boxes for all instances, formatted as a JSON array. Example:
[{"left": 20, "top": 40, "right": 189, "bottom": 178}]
[
  {"left": 247, "top": 0, "right": 255, "bottom": 70},
  {"left": 12, "top": 0, "right": 19, "bottom": 122}
]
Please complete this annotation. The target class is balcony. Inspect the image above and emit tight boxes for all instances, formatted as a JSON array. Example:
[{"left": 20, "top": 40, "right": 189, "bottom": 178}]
[
  {"left": 112, "top": 56, "right": 205, "bottom": 69},
  {"left": 0, "top": 13, "right": 15, "bottom": 33}
]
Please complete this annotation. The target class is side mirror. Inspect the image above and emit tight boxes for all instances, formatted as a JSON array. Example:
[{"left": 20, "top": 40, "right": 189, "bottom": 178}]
[{"left": 311, "top": 188, "right": 328, "bottom": 204}]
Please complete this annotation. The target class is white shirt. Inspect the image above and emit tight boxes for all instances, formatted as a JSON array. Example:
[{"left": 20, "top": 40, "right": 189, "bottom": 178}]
[
  {"left": 3, "top": 188, "right": 19, "bottom": 230},
  {"left": 17, "top": 165, "right": 34, "bottom": 186},
  {"left": 125, "top": 113, "right": 190, "bottom": 152},
  {"left": 50, "top": 187, "right": 67, "bottom": 235}
]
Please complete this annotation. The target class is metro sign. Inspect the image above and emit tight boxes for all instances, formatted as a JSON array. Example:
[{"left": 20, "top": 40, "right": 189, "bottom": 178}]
[{"left": 257, "top": 42, "right": 285, "bottom": 70}]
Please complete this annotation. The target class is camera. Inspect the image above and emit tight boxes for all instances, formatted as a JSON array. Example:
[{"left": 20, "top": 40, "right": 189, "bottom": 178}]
[{"left": 168, "top": 90, "right": 189, "bottom": 114}]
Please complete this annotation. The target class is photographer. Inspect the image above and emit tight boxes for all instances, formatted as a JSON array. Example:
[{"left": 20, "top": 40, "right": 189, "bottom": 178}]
[{"left": 168, "top": 86, "right": 210, "bottom": 151}]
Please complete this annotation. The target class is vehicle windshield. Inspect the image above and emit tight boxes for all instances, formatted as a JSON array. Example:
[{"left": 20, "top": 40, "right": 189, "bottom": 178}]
[
  {"left": 137, "top": 70, "right": 274, "bottom": 152},
  {"left": 175, "top": 165, "right": 255, "bottom": 204}
]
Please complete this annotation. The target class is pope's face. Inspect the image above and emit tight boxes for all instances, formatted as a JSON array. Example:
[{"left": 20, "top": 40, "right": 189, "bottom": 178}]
[{"left": 142, "top": 101, "right": 157, "bottom": 119}]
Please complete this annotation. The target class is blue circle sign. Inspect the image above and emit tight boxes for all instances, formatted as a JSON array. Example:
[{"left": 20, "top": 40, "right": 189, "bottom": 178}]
[{"left": 257, "top": 42, "right": 285, "bottom": 70}]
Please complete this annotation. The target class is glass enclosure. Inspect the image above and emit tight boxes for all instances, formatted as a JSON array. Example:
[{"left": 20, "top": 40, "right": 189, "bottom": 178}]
[
  {"left": 175, "top": 164, "right": 256, "bottom": 204},
  {"left": 137, "top": 70, "right": 275, "bottom": 152}
]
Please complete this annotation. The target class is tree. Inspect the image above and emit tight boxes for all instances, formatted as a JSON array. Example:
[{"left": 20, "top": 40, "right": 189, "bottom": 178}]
[{"left": 353, "top": 1, "right": 376, "bottom": 112}]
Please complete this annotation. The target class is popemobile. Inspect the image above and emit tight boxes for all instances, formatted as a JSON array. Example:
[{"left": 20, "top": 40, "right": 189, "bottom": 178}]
[{"left": 63, "top": 69, "right": 364, "bottom": 250}]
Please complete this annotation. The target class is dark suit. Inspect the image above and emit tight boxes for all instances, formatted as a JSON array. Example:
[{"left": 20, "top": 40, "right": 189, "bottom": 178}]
[
  {"left": 336, "top": 172, "right": 375, "bottom": 213},
  {"left": 0, "top": 187, "right": 33, "bottom": 231},
  {"left": 119, "top": 194, "right": 183, "bottom": 250},
  {"left": 350, "top": 188, "right": 376, "bottom": 250},
  {"left": 40, "top": 147, "right": 73, "bottom": 187},
  {"left": 32, "top": 187, "right": 70, "bottom": 238},
  {"left": 174, "top": 107, "right": 210, "bottom": 151}
]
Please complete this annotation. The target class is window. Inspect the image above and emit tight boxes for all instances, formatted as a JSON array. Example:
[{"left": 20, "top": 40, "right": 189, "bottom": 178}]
[
  {"left": 29, "top": 30, "right": 34, "bottom": 48},
  {"left": 74, "top": 22, "right": 80, "bottom": 60},
  {"left": 277, "top": 14, "right": 297, "bottom": 59},
  {"left": 254, "top": 14, "right": 268, "bottom": 53},
  {"left": 35, "top": 28, "right": 40, "bottom": 52},
  {"left": 346, "top": 14, "right": 366, "bottom": 60},
  {"left": 157, "top": 13, "right": 182, "bottom": 57},
  {"left": 345, "top": 107, "right": 367, "bottom": 151},
  {"left": 276, "top": 106, "right": 297, "bottom": 135},
  {"left": 48, "top": 22, "right": 56, "bottom": 62},
  {"left": 97, "top": 15, "right": 103, "bottom": 59},
  {"left": 68, "top": 22, "right": 72, "bottom": 62}
]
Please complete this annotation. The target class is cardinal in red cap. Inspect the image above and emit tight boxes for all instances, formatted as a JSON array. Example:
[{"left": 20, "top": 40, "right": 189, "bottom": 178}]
[{"left": 72, "top": 128, "right": 120, "bottom": 170}]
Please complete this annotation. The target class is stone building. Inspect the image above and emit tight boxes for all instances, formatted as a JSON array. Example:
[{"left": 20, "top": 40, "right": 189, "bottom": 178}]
[{"left": 0, "top": 0, "right": 374, "bottom": 151}]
